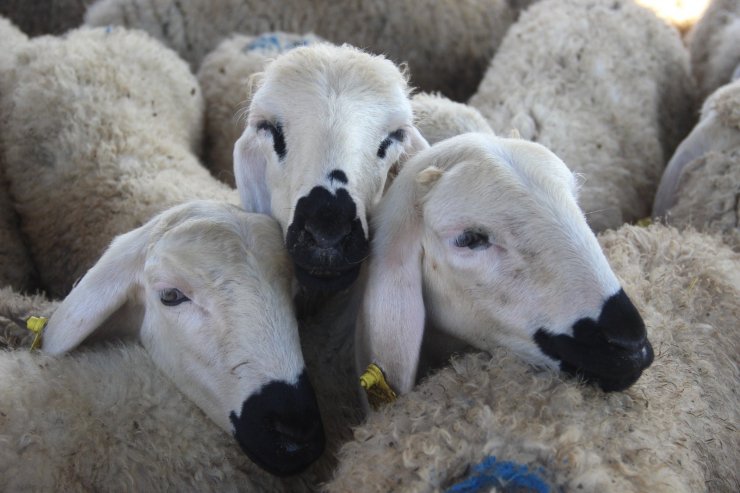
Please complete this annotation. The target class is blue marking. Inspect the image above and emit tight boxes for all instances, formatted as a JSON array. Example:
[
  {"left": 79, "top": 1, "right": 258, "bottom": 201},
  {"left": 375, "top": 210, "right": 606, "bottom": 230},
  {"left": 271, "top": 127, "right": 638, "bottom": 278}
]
[
  {"left": 446, "top": 456, "right": 551, "bottom": 493},
  {"left": 244, "top": 33, "right": 314, "bottom": 53}
]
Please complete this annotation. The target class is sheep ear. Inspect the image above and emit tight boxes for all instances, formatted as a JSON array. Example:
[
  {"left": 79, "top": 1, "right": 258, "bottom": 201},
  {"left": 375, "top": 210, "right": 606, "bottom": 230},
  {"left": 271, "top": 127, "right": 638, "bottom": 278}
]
[
  {"left": 357, "top": 176, "right": 429, "bottom": 396},
  {"left": 41, "top": 224, "right": 150, "bottom": 355},
  {"left": 402, "top": 125, "right": 430, "bottom": 159},
  {"left": 234, "top": 129, "right": 272, "bottom": 214}
]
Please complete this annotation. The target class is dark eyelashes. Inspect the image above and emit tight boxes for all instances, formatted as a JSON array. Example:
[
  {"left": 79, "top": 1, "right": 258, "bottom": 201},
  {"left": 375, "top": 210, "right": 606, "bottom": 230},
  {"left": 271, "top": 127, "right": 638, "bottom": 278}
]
[
  {"left": 377, "top": 128, "right": 406, "bottom": 159},
  {"left": 257, "top": 121, "right": 286, "bottom": 159}
]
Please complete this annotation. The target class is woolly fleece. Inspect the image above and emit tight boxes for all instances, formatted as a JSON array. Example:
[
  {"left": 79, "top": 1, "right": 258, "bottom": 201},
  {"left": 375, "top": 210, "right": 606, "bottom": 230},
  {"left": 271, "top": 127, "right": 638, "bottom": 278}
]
[
  {"left": 411, "top": 93, "right": 494, "bottom": 145},
  {"left": 85, "top": 0, "right": 535, "bottom": 102},
  {"left": 0, "top": 27, "right": 237, "bottom": 297},
  {"left": 688, "top": 0, "right": 740, "bottom": 100},
  {"left": 0, "top": 16, "right": 38, "bottom": 292},
  {"left": 326, "top": 224, "right": 739, "bottom": 493},
  {"left": 469, "top": 0, "right": 697, "bottom": 232},
  {"left": 0, "top": 342, "right": 316, "bottom": 491}
]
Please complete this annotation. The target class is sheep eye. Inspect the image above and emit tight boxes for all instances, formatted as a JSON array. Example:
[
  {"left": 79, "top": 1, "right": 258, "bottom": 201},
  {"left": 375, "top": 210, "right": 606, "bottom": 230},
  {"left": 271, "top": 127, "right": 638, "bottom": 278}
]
[
  {"left": 377, "top": 128, "right": 405, "bottom": 158},
  {"left": 160, "top": 288, "right": 189, "bottom": 306},
  {"left": 454, "top": 230, "right": 491, "bottom": 250},
  {"left": 257, "top": 121, "right": 286, "bottom": 159}
]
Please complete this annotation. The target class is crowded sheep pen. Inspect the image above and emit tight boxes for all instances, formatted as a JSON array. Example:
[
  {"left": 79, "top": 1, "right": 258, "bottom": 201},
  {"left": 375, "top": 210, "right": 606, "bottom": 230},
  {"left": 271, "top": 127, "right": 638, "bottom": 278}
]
[{"left": 0, "top": 0, "right": 737, "bottom": 492}]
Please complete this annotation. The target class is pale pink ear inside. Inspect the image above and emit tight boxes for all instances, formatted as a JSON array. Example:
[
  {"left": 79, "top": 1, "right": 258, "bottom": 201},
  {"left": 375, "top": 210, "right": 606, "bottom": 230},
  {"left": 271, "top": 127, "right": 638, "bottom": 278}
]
[
  {"left": 42, "top": 226, "right": 148, "bottom": 355},
  {"left": 233, "top": 129, "right": 272, "bottom": 214}
]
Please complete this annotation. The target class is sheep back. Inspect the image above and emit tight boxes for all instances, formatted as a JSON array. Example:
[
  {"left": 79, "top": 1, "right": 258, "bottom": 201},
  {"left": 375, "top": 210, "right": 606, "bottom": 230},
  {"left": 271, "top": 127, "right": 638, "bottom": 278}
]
[
  {"left": 0, "top": 343, "right": 314, "bottom": 491},
  {"left": 0, "top": 27, "right": 237, "bottom": 297},
  {"left": 85, "top": 0, "right": 534, "bottom": 102},
  {"left": 411, "top": 92, "right": 494, "bottom": 145},
  {"left": 470, "top": 0, "right": 697, "bottom": 232},
  {"left": 688, "top": 0, "right": 740, "bottom": 100},
  {"left": 0, "top": 16, "right": 38, "bottom": 292}
]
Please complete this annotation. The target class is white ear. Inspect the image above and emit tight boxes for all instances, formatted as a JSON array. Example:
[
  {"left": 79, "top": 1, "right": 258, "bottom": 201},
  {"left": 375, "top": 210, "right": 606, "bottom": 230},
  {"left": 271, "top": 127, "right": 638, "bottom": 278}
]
[
  {"left": 401, "top": 125, "right": 430, "bottom": 162},
  {"left": 234, "top": 129, "right": 272, "bottom": 214},
  {"left": 42, "top": 224, "right": 150, "bottom": 355},
  {"left": 357, "top": 173, "right": 430, "bottom": 395}
]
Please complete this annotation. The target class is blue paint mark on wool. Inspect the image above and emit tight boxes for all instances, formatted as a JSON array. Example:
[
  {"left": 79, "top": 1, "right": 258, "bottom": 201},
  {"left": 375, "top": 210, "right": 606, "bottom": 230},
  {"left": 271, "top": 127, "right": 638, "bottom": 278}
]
[
  {"left": 446, "top": 456, "right": 551, "bottom": 493},
  {"left": 244, "top": 33, "right": 313, "bottom": 53}
]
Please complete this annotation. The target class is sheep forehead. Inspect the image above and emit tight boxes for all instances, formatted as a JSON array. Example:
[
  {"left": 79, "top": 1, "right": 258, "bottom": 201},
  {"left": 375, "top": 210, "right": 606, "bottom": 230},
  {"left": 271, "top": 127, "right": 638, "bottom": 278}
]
[
  {"left": 254, "top": 44, "right": 412, "bottom": 128},
  {"left": 421, "top": 136, "right": 579, "bottom": 230}
]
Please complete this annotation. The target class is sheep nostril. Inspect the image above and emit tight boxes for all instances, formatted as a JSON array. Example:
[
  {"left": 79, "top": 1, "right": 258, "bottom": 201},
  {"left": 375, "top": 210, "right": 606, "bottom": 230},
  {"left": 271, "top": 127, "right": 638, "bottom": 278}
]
[
  {"left": 304, "top": 220, "right": 352, "bottom": 249},
  {"left": 272, "top": 417, "right": 321, "bottom": 451}
]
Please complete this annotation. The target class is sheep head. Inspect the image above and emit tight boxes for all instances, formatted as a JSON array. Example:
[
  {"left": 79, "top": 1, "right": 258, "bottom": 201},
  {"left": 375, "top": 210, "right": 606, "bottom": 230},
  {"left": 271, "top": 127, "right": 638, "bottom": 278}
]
[
  {"left": 234, "top": 43, "right": 429, "bottom": 293},
  {"left": 357, "top": 134, "right": 654, "bottom": 400},
  {"left": 41, "top": 201, "right": 324, "bottom": 476}
]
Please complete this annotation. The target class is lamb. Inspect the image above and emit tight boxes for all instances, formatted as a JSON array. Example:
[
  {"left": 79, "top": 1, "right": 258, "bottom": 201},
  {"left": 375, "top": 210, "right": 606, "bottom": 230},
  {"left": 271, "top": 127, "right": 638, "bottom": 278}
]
[
  {"left": 356, "top": 133, "right": 654, "bottom": 404},
  {"left": 687, "top": 0, "right": 740, "bottom": 100},
  {"left": 84, "top": 0, "right": 534, "bottom": 102},
  {"left": 327, "top": 224, "right": 740, "bottom": 493},
  {"left": 233, "top": 42, "right": 429, "bottom": 292},
  {"left": 469, "top": 0, "right": 697, "bottom": 232},
  {"left": 30, "top": 199, "right": 325, "bottom": 477},
  {"left": 197, "top": 32, "right": 324, "bottom": 187},
  {"left": 0, "top": 16, "right": 38, "bottom": 292},
  {"left": 652, "top": 77, "right": 740, "bottom": 247},
  {"left": 0, "top": 26, "right": 238, "bottom": 298}
]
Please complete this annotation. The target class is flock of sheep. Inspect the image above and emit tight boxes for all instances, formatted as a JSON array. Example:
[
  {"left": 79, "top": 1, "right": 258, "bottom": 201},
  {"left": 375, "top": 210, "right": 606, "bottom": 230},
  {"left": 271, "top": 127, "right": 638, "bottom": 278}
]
[{"left": 0, "top": 0, "right": 738, "bottom": 491}]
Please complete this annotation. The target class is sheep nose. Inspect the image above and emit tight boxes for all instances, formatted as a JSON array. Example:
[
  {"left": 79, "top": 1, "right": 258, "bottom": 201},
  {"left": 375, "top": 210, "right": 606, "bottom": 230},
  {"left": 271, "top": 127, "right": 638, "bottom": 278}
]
[
  {"left": 230, "top": 371, "right": 325, "bottom": 476},
  {"left": 305, "top": 215, "right": 352, "bottom": 249},
  {"left": 596, "top": 290, "right": 652, "bottom": 363}
]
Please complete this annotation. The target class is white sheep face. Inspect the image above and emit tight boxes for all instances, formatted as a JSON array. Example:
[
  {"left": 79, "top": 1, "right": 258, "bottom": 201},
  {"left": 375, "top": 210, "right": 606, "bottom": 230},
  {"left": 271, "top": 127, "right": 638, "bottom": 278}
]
[
  {"left": 42, "top": 201, "right": 324, "bottom": 476},
  {"left": 358, "top": 134, "right": 654, "bottom": 396},
  {"left": 234, "top": 43, "right": 428, "bottom": 292}
]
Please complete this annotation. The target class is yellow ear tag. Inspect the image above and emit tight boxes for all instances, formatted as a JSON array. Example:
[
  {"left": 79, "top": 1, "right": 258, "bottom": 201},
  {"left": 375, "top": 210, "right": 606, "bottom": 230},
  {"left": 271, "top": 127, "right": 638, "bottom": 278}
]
[
  {"left": 360, "top": 363, "right": 397, "bottom": 410},
  {"left": 26, "top": 316, "right": 48, "bottom": 351}
]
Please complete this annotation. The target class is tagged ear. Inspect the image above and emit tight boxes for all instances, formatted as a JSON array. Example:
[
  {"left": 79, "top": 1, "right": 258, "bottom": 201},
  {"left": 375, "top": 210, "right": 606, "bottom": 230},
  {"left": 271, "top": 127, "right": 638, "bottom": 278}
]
[
  {"left": 234, "top": 128, "right": 272, "bottom": 214},
  {"left": 42, "top": 224, "right": 150, "bottom": 355},
  {"left": 356, "top": 191, "right": 426, "bottom": 398}
]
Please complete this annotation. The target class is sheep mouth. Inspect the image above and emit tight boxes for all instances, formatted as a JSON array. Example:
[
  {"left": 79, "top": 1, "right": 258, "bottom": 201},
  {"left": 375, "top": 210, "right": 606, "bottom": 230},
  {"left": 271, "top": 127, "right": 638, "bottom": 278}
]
[
  {"left": 534, "top": 328, "right": 654, "bottom": 392},
  {"left": 292, "top": 262, "right": 361, "bottom": 292}
]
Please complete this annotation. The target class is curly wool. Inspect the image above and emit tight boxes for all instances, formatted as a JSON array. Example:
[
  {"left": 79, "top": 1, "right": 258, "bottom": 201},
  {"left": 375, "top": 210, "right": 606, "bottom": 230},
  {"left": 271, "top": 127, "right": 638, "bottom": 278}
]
[
  {"left": 85, "top": 0, "right": 534, "bottom": 102},
  {"left": 0, "top": 26, "right": 237, "bottom": 297},
  {"left": 470, "top": 0, "right": 697, "bottom": 231},
  {"left": 326, "top": 224, "right": 740, "bottom": 493},
  {"left": 0, "top": 17, "right": 38, "bottom": 292}
]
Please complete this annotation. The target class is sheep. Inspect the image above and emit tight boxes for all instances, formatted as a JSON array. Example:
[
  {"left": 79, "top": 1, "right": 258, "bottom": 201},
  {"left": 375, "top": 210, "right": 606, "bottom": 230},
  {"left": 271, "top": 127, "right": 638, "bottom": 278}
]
[
  {"left": 0, "top": 16, "right": 38, "bottom": 292},
  {"left": 652, "top": 77, "right": 740, "bottom": 247},
  {"left": 30, "top": 199, "right": 327, "bottom": 478},
  {"left": 328, "top": 223, "right": 740, "bottom": 493},
  {"left": 687, "top": 0, "right": 740, "bottom": 101},
  {"left": 0, "top": 339, "right": 315, "bottom": 490},
  {"left": 84, "top": 0, "right": 535, "bottom": 102},
  {"left": 0, "top": 0, "right": 94, "bottom": 36},
  {"left": 0, "top": 26, "right": 238, "bottom": 298},
  {"left": 233, "top": 42, "right": 429, "bottom": 292},
  {"left": 356, "top": 133, "right": 654, "bottom": 405},
  {"left": 197, "top": 32, "right": 324, "bottom": 187},
  {"left": 469, "top": 0, "right": 697, "bottom": 232},
  {"left": 410, "top": 92, "right": 495, "bottom": 145}
]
